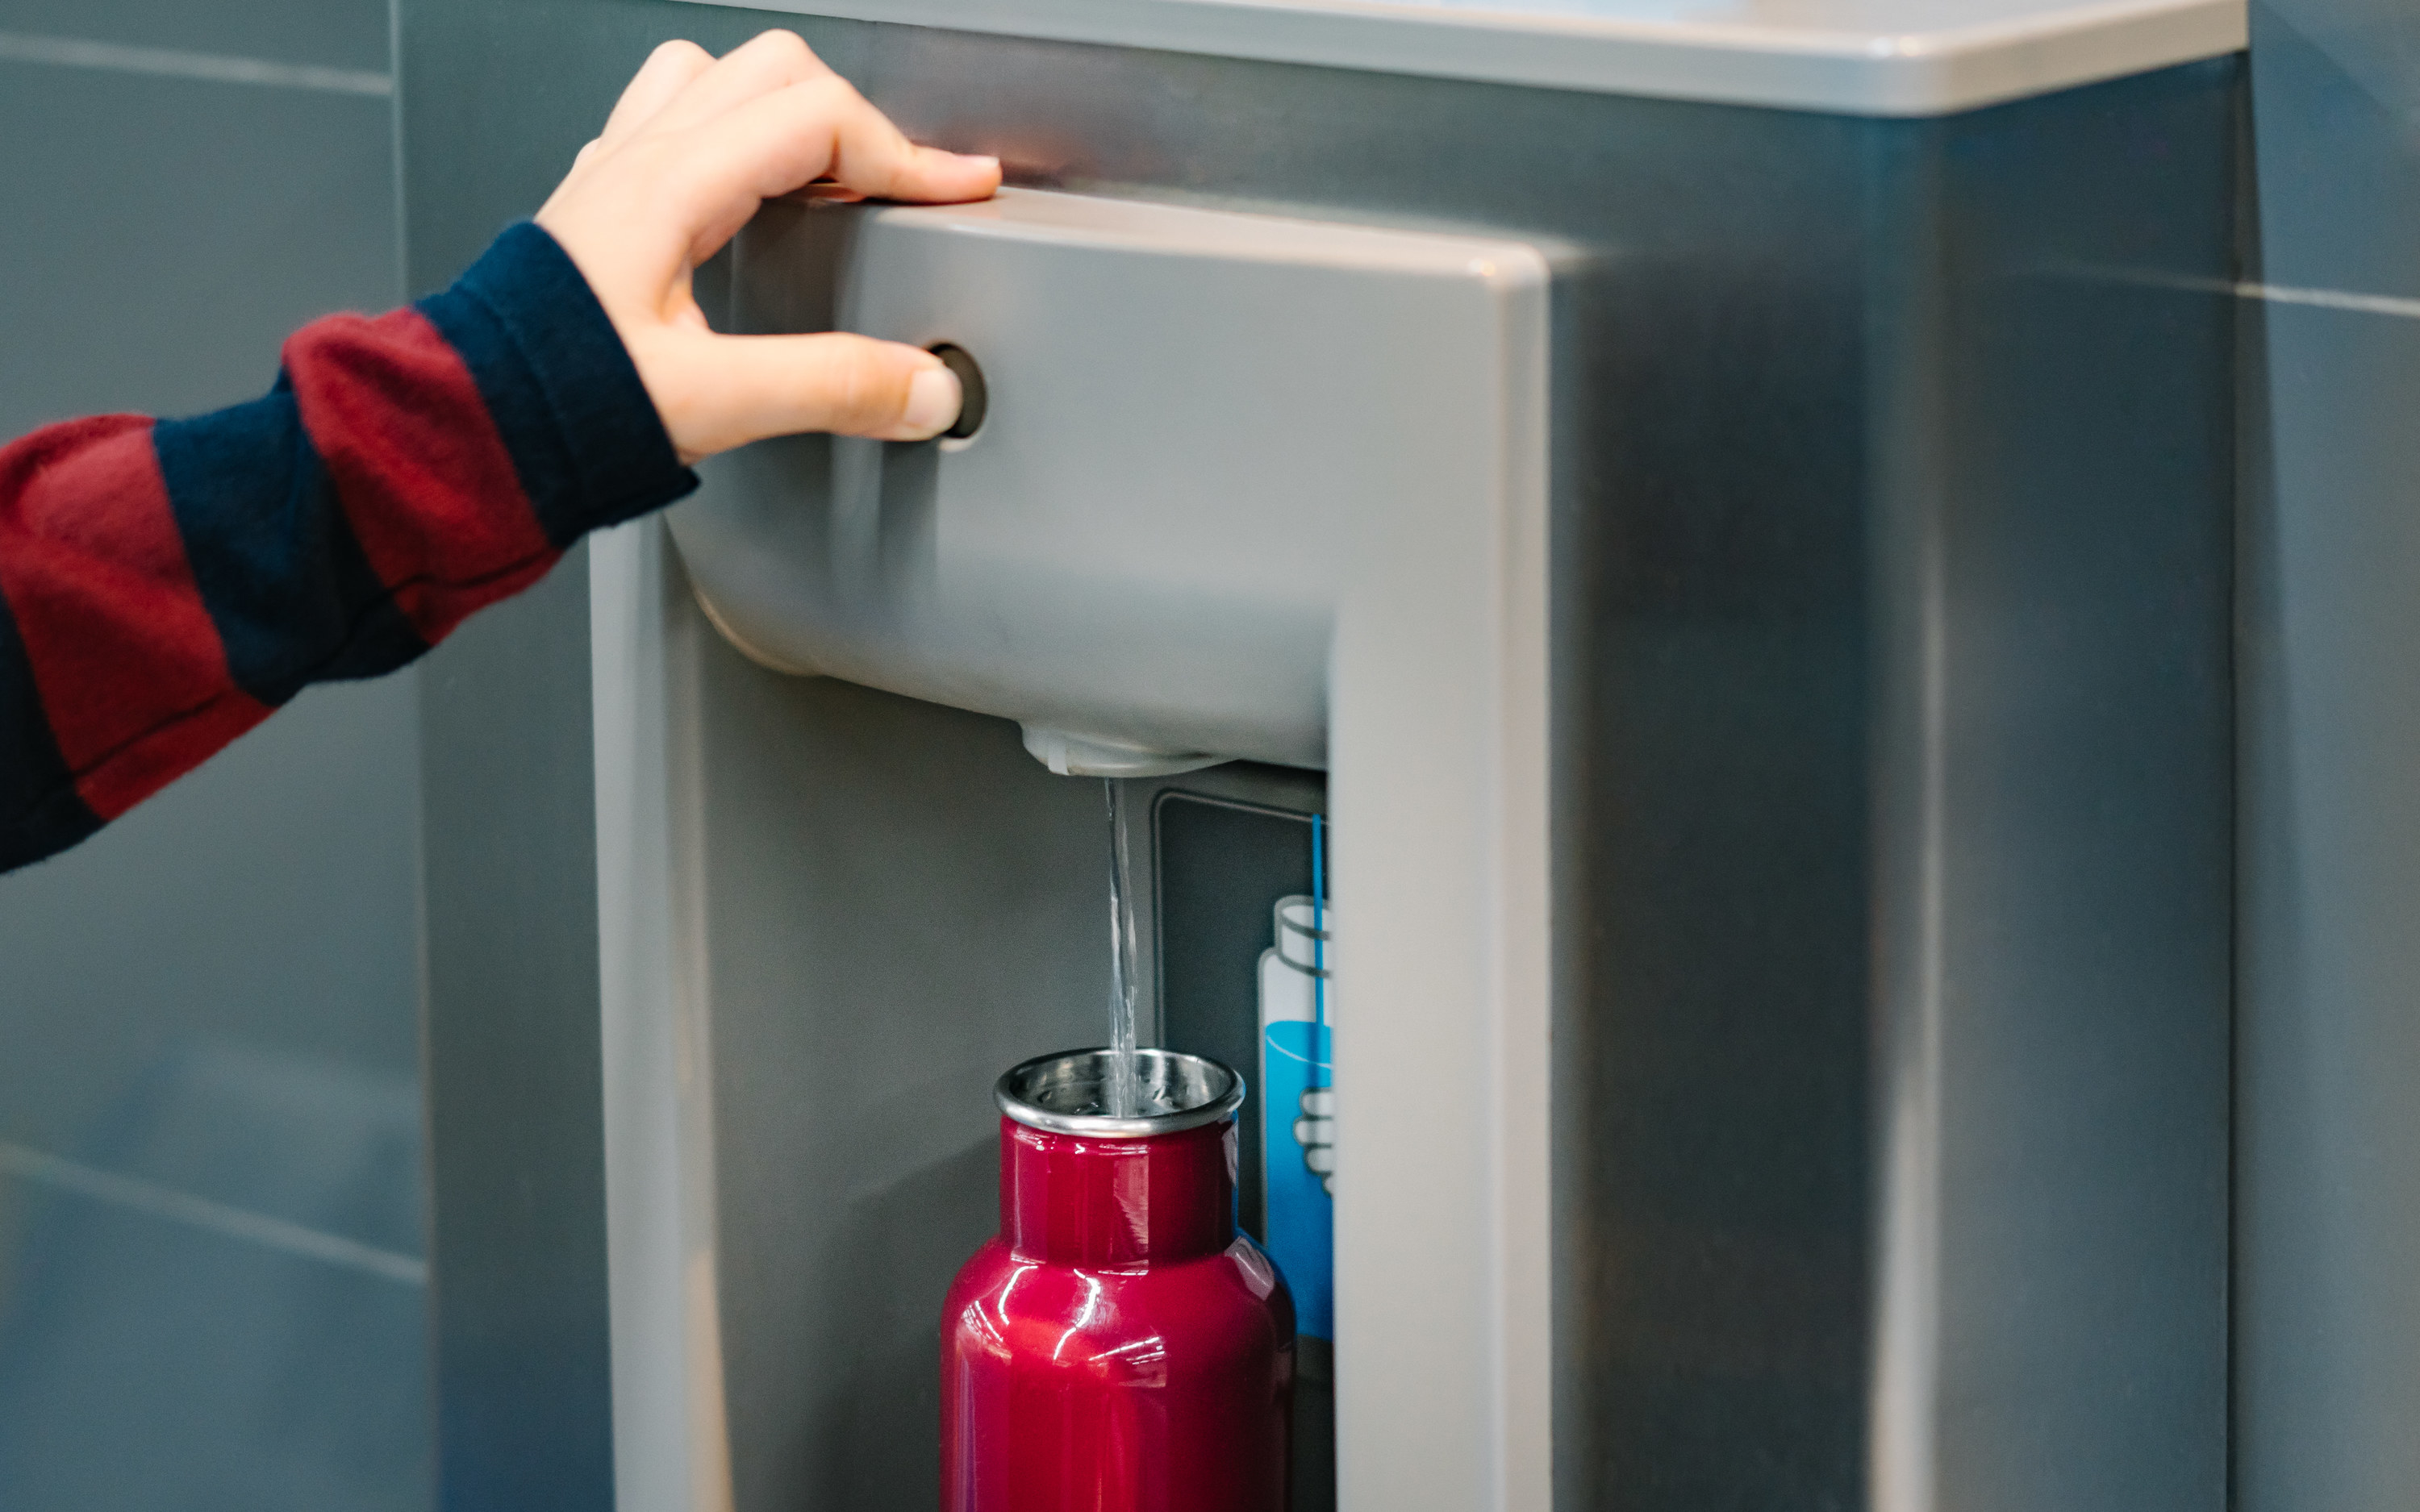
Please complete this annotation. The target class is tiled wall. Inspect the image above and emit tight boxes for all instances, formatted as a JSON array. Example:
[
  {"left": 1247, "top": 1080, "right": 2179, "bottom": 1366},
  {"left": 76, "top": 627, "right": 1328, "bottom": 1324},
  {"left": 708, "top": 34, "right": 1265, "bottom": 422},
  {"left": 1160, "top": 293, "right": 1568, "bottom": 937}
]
[{"left": 0, "top": 2, "right": 429, "bottom": 1507}]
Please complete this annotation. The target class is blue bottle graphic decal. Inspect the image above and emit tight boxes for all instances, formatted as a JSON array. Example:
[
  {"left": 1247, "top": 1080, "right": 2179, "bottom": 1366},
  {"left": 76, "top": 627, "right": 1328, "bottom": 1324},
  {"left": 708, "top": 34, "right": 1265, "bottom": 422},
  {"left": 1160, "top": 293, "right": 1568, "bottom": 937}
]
[{"left": 1258, "top": 817, "right": 1333, "bottom": 1340}]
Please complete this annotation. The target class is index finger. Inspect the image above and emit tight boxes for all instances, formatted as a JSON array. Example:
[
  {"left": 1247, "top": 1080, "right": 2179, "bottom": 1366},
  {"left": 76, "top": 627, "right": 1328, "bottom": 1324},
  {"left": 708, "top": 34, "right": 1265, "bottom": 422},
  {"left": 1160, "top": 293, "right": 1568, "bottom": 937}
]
[{"left": 694, "top": 73, "right": 999, "bottom": 207}]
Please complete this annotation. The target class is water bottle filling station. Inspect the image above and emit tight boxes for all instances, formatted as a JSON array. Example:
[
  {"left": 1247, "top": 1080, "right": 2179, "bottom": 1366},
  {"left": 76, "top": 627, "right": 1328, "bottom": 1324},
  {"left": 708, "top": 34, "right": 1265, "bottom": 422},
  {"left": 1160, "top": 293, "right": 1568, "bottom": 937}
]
[{"left": 435, "top": 2, "right": 2255, "bottom": 1506}]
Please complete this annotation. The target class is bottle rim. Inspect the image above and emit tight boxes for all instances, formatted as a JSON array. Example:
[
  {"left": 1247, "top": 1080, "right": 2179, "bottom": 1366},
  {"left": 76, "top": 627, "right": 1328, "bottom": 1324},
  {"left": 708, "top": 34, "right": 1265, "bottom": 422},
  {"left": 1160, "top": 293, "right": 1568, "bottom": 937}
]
[{"left": 995, "top": 1048, "right": 1245, "bottom": 1138}]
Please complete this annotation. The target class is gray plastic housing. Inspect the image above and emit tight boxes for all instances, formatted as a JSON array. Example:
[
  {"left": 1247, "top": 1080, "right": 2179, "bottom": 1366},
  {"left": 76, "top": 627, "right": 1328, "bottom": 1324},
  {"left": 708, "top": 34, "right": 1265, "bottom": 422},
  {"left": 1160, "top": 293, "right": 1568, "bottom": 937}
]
[
  {"left": 668, "top": 188, "right": 1553, "bottom": 776},
  {"left": 639, "top": 185, "right": 1555, "bottom": 1506}
]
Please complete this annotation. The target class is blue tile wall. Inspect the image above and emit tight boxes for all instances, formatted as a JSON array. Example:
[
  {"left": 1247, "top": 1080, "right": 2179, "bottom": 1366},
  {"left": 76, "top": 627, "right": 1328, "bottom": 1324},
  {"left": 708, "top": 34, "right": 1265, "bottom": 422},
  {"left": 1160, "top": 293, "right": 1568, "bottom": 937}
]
[
  {"left": 0, "top": 1049, "right": 428, "bottom": 1510},
  {"left": 0, "top": 2, "right": 428, "bottom": 1507},
  {"left": 0, "top": 0, "right": 390, "bottom": 77}
]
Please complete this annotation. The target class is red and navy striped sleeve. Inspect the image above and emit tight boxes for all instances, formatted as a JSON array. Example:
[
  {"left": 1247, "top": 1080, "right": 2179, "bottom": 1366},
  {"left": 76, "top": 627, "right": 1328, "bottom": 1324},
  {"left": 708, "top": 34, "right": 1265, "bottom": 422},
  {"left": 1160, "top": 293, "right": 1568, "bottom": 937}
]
[{"left": 0, "top": 222, "right": 697, "bottom": 872}]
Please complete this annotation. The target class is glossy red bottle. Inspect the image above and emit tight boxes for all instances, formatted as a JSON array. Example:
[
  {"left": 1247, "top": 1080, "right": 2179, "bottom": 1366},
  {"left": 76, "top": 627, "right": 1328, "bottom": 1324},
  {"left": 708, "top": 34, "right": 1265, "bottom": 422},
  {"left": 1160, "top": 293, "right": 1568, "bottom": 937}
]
[{"left": 941, "top": 1048, "right": 1294, "bottom": 1512}]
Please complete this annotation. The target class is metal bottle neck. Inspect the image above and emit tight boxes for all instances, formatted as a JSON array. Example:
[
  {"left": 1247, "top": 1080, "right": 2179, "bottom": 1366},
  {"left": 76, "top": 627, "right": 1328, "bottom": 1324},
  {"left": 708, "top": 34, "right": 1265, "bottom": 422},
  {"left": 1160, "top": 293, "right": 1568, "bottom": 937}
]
[{"left": 999, "top": 1117, "right": 1237, "bottom": 1268}]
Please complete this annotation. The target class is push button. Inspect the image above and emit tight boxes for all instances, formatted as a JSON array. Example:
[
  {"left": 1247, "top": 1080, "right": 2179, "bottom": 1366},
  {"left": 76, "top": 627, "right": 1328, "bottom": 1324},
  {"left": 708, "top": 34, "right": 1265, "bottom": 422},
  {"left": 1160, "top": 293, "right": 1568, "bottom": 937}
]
[{"left": 928, "top": 344, "right": 987, "bottom": 439}]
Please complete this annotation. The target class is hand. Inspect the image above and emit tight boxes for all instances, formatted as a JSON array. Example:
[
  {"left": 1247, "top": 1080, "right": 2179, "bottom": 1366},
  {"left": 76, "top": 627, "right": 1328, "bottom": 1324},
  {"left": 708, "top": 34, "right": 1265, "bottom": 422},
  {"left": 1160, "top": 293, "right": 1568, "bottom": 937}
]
[{"left": 536, "top": 31, "right": 1000, "bottom": 462}]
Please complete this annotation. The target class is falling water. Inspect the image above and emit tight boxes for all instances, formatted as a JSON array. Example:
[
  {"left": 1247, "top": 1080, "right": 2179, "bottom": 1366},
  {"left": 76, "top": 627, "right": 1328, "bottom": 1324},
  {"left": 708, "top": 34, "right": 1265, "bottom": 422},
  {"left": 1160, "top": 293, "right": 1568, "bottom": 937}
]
[{"left": 1104, "top": 778, "right": 1143, "bottom": 1118}]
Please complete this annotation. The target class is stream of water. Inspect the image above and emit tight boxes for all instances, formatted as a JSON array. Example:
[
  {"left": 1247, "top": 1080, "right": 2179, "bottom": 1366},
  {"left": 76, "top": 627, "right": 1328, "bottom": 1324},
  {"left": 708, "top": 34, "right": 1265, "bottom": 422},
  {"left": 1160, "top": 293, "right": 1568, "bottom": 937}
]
[{"left": 1104, "top": 778, "right": 1143, "bottom": 1118}]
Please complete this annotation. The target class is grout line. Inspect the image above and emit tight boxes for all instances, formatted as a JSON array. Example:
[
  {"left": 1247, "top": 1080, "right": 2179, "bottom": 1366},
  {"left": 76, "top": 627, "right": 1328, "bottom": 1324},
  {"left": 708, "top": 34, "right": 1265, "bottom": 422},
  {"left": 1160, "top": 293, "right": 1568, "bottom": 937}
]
[
  {"left": 0, "top": 1140, "right": 427, "bottom": 1287},
  {"left": 0, "top": 31, "right": 392, "bottom": 96}
]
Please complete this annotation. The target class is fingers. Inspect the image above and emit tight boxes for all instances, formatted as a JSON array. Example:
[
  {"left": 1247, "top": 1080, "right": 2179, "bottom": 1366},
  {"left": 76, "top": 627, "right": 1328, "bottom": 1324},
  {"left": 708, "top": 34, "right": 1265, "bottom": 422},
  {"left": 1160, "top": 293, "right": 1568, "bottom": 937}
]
[
  {"left": 653, "top": 331, "right": 963, "bottom": 456},
  {"left": 596, "top": 40, "right": 714, "bottom": 148},
  {"left": 828, "top": 100, "right": 1003, "bottom": 204},
  {"left": 677, "top": 75, "right": 999, "bottom": 225},
  {"left": 643, "top": 28, "right": 835, "bottom": 138},
  {"left": 551, "top": 32, "right": 1001, "bottom": 460}
]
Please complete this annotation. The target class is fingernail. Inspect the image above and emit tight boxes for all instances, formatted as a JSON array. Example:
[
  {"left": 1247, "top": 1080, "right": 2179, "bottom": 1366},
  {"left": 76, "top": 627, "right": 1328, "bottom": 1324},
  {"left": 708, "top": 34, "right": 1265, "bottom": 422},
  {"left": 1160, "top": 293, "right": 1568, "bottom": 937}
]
[
  {"left": 902, "top": 362, "right": 962, "bottom": 438},
  {"left": 962, "top": 153, "right": 1001, "bottom": 172}
]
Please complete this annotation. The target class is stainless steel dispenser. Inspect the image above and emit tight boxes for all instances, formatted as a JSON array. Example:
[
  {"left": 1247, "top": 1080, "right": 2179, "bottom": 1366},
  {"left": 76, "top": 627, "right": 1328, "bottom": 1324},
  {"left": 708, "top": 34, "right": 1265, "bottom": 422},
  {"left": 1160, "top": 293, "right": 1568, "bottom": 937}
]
[
  {"left": 399, "top": 1, "right": 2247, "bottom": 1508},
  {"left": 607, "top": 181, "right": 1554, "bottom": 1510}
]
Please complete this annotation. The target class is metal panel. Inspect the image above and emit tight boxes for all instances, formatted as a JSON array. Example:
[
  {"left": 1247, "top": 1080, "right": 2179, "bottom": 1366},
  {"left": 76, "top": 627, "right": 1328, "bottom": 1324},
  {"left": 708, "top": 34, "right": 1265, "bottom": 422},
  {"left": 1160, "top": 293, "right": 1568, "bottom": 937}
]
[
  {"left": 595, "top": 520, "right": 1116, "bottom": 1509},
  {"left": 403, "top": 4, "right": 2238, "bottom": 1506},
  {"left": 419, "top": 556, "right": 619, "bottom": 1512},
  {"left": 2235, "top": 2, "right": 2420, "bottom": 1507},
  {"left": 675, "top": 0, "right": 2244, "bottom": 117},
  {"left": 1869, "top": 84, "right": 2236, "bottom": 1512}
]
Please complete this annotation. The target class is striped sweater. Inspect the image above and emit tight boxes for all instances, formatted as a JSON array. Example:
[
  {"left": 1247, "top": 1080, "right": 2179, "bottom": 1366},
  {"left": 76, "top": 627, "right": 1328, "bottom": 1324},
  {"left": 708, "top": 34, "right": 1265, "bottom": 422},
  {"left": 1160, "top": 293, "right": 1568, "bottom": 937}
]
[{"left": 0, "top": 223, "right": 697, "bottom": 873}]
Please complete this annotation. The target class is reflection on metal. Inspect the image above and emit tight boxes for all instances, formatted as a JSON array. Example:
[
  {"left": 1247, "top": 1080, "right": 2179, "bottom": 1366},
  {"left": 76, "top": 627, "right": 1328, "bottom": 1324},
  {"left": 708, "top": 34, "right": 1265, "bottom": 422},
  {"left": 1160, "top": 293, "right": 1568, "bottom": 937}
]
[
  {"left": 995, "top": 1048, "right": 1247, "bottom": 1137},
  {"left": 2032, "top": 260, "right": 2420, "bottom": 319},
  {"left": 594, "top": 520, "right": 735, "bottom": 1512},
  {"left": 2223, "top": 281, "right": 2420, "bottom": 318}
]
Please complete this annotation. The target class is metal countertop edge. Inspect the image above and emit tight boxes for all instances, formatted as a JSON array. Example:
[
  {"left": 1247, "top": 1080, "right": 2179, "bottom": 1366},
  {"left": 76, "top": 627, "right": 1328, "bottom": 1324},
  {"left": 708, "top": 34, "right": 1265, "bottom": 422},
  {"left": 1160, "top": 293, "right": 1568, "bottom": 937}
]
[{"left": 677, "top": 0, "right": 2246, "bottom": 117}]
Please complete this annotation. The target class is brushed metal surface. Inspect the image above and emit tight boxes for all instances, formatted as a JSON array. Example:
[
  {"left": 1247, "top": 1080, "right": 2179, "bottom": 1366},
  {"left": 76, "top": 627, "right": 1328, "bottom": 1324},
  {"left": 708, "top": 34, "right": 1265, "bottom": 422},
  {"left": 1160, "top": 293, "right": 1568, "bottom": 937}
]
[
  {"left": 997, "top": 1048, "right": 1247, "bottom": 1136},
  {"left": 2235, "top": 2, "right": 2420, "bottom": 1508},
  {"left": 675, "top": 0, "right": 2245, "bottom": 116},
  {"left": 419, "top": 554, "right": 619, "bottom": 1512},
  {"left": 403, "top": 3, "right": 2238, "bottom": 1506}
]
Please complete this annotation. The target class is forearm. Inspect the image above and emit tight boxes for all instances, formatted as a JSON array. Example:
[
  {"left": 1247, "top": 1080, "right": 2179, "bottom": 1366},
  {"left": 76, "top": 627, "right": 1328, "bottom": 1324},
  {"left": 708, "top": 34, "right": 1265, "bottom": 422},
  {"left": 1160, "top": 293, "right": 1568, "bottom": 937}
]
[{"left": 0, "top": 223, "right": 696, "bottom": 873}]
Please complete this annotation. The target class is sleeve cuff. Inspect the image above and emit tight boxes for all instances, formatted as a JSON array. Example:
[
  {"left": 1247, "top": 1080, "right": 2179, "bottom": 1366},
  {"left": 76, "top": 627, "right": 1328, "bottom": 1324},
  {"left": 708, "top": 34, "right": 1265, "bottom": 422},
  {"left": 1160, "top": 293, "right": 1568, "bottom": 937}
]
[{"left": 416, "top": 221, "right": 699, "bottom": 547}]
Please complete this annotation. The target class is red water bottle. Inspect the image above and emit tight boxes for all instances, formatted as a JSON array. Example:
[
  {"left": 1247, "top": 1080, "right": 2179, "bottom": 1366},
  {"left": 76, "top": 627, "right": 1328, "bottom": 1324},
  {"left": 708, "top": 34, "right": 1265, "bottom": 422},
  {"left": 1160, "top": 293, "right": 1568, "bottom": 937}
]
[{"left": 941, "top": 1048, "right": 1294, "bottom": 1511}]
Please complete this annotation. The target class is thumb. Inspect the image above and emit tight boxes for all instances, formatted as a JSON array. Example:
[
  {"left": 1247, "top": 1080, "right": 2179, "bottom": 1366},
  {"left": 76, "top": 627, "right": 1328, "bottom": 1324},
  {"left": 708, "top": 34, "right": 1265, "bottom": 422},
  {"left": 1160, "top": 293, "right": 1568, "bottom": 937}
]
[{"left": 649, "top": 330, "right": 963, "bottom": 458}]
